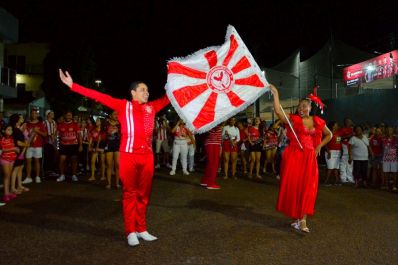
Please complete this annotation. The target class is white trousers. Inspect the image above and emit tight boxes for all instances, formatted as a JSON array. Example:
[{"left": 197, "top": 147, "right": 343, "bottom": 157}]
[
  {"left": 340, "top": 155, "right": 354, "bottom": 183},
  {"left": 171, "top": 140, "right": 188, "bottom": 171},
  {"left": 187, "top": 144, "right": 195, "bottom": 170}
]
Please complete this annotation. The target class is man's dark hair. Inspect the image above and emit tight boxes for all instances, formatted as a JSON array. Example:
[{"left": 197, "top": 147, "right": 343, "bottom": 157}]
[{"left": 129, "top": 81, "right": 145, "bottom": 92}]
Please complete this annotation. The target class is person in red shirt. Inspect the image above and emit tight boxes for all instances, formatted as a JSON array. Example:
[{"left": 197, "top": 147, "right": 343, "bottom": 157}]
[
  {"left": 1, "top": 125, "right": 19, "bottom": 202},
  {"left": 23, "top": 109, "right": 47, "bottom": 184},
  {"left": 247, "top": 117, "right": 263, "bottom": 180},
  {"left": 60, "top": 69, "right": 169, "bottom": 247},
  {"left": 324, "top": 121, "right": 342, "bottom": 185},
  {"left": 56, "top": 111, "right": 82, "bottom": 182},
  {"left": 87, "top": 118, "right": 106, "bottom": 182},
  {"left": 263, "top": 121, "right": 280, "bottom": 175}
]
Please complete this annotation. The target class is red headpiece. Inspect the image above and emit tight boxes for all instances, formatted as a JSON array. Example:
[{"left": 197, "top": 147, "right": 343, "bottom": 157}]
[{"left": 307, "top": 86, "right": 325, "bottom": 114}]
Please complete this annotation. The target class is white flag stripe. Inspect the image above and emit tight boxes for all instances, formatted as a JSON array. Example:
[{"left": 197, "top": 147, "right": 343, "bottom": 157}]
[
  {"left": 232, "top": 68, "right": 259, "bottom": 81},
  {"left": 214, "top": 93, "right": 236, "bottom": 121},
  {"left": 171, "top": 49, "right": 215, "bottom": 72},
  {"left": 214, "top": 42, "right": 231, "bottom": 66},
  {"left": 225, "top": 50, "right": 244, "bottom": 70},
  {"left": 167, "top": 74, "right": 207, "bottom": 89},
  {"left": 232, "top": 85, "right": 263, "bottom": 101}
]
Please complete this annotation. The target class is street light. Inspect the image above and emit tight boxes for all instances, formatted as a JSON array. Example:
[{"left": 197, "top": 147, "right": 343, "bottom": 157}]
[{"left": 95, "top": 80, "right": 102, "bottom": 88}]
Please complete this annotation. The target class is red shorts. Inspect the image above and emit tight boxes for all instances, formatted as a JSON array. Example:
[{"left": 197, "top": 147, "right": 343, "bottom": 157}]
[
  {"left": 0, "top": 158, "right": 15, "bottom": 166},
  {"left": 223, "top": 140, "right": 238, "bottom": 153}
]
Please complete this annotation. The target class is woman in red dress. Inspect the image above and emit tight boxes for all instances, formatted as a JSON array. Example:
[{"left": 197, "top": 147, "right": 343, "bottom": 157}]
[{"left": 269, "top": 84, "right": 332, "bottom": 232}]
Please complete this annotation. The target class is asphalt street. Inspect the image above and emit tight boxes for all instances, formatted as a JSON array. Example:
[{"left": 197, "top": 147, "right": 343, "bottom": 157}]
[{"left": 1, "top": 167, "right": 397, "bottom": 265}]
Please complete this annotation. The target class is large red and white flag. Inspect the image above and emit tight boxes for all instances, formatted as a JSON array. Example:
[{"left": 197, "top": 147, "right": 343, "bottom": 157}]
[{"left": 166, "top": 25, "right": 269, "bottom": 133}]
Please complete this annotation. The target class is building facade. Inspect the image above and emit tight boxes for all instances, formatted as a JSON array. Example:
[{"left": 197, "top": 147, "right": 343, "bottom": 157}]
[{"left": 0, "top": 7, "right": 18, "bottom": 109}]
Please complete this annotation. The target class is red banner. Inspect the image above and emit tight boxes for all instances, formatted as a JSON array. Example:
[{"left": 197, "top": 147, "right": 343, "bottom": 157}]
[{"left": 343, "top": 50, "right": 398, "bottom": 86}]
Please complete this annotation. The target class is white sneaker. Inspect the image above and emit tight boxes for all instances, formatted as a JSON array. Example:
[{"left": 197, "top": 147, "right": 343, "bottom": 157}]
[
  {"left": 71, "top": 175, "right": 78, "bottom": 182},
  {"left": 136, "top": 231, "right": 158, "bottom": 241},
  {"left": 0, "top": 202, "right": 6, "bottom": 207},
  {"left": 35, "top": 176, "right": 41, "bottom": 183},
  {"left": 127, "top": 232, "right": 140, "bottom": 246},
  {"left": 169, "top": 170, "right": 176, "bottom": 176},
  {"left": 166, "top": 163, "right": 172, "bottom": 169},
  {"left": 22, "top": 177, "right": 33, "bottom": 184},
  {"left": 183, "top": 170, "right": 190, "bottom": 175},
  {"left": 155, "top": 164, "right": 160, "bottom": 169},
  {"left": 189, "top": 168, "right": 195, "bottom": 172},
  {"left": 56, "top": 175, "right": 66, "bottom": 182}
]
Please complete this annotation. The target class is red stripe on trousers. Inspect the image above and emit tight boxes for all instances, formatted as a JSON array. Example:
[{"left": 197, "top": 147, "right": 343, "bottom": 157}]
[{"left": 119, "top": 152, "right": 154, "bottom": 235}]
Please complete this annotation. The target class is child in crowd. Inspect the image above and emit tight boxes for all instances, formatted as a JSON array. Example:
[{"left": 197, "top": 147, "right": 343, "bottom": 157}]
[{"left": 1, "top": 125, "right": 18, "bottom": 202}]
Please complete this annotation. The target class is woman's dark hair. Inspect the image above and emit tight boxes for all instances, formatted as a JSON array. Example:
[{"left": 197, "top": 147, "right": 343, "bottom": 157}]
[
  {"left": 1, "top": 123, "right": 13, "bottom": 135},
  {"left": 9, "top": 114, "right": 21, "bottom": 128},
  {"left": 327, "top": 121, "right": 337, "bottom": 129}
]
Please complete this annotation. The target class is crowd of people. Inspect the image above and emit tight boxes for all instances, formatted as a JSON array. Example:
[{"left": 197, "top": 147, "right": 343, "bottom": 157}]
[
  {"left": 0, "top": 108, "right": 122, "bottom": 206},
  {"left": 324, "top": 119, "right": 398, "bottom": 190},
  {"left": 1, "top": 108, "right": 397, "bottom": 207}
]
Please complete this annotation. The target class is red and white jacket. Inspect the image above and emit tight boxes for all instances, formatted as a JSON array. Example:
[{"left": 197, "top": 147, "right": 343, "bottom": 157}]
[{"left": 71, "top": 83, "right": 170, "bottom": 154}]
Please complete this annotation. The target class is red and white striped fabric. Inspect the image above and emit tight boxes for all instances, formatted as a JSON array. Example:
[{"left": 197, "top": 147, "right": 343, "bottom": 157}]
[{"left": 166, "top": 25, "right": 269, "bottom": 133}]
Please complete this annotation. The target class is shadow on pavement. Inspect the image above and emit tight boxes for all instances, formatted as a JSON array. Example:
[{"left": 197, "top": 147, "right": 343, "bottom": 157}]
[{"left": 187, "top": 199, "right": 297, "bottom": 234}]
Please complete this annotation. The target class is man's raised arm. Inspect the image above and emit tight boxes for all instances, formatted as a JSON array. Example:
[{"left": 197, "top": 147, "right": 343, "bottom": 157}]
[{"left": 59, "top": 69, "right": 124, "bottom": 110}]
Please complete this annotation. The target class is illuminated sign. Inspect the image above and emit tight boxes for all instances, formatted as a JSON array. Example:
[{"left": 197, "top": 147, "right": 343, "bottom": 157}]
[{"left": 343, "top": 50, "right": 398, "bottom": 86}]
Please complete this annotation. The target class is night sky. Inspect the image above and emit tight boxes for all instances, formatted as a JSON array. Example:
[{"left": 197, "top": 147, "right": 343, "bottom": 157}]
[{"left": 2, "top": 0, "right": 398, "bottom": 99}]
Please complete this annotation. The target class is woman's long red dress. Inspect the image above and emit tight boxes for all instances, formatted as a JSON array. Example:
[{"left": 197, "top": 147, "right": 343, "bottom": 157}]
[{"left": 277, "top": 114, "right": 325, "bottom": 219}]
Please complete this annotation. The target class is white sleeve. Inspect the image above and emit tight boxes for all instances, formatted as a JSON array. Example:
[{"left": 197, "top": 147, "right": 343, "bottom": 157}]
[{"left": 222, "top": 126, "right": 227, "bottom": 138}]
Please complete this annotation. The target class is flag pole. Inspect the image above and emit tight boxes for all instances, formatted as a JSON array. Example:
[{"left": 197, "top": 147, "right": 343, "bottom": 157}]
[{"left": 279, "top": 104, "right": 303, "bottom": 150}]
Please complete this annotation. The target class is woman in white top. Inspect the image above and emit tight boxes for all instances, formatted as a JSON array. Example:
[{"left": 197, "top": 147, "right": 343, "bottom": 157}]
[
  {"left": 348, "top": 125, "right": 373, "bottom": 188},
  {"left": 222, "top": 117, "right": 240, "bottom": 179}
]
